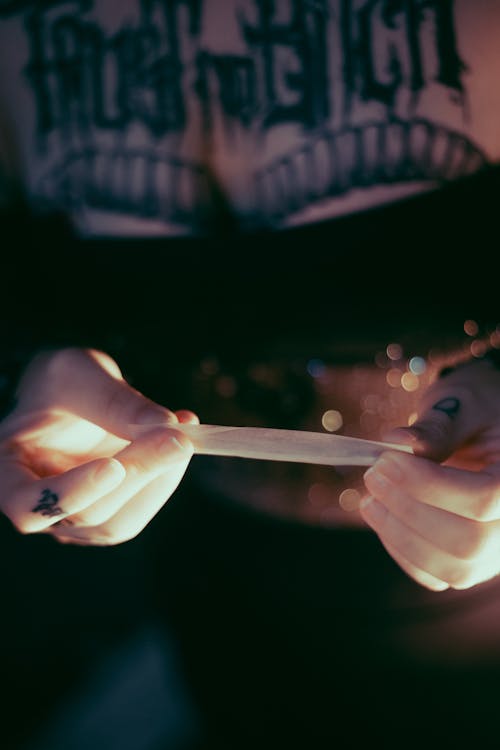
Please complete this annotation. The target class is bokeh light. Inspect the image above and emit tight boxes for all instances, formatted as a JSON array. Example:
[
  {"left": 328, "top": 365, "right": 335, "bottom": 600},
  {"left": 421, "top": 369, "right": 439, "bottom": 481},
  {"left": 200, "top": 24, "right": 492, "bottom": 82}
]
[
  {"left": 470, "top": 339, "right": 488, "bottom": 358},
  {"left": 490, "top": 330, "right": 500, "bottom": 349},
  {"left": 464, "top": 319, "right": 479, "bottom": 337},
  {"left": 215, "top": 375, "right": 237, "bottom": 397},
  {"left": 308, "top": 483, "right": 333, "bottom": 509},
  {"left": 375, "top": 351, "right": 388, "bottom": 368},
  {"left": 386, "top": 343, "right": 403, "bottom": 361},
  {"left": 401, "top": 372, "right": 419, "bottom": 392},
  {"left": 307, "top": 358, "right": 327, "bottom": 378},
  {"left": 339, "top": 488, "right": 362, "bottom": 512},
  {"left": 200, "top": 356, "right": 219, "bottom": 375},
  {"left": 386, "top": 368, "right": 402, "bottom": 387},
  {"left": 321, "top": 409, "right": 343, "bottom": 432},
  {"left": 408, "top": 356, "right": 426, "bottom": 375}
]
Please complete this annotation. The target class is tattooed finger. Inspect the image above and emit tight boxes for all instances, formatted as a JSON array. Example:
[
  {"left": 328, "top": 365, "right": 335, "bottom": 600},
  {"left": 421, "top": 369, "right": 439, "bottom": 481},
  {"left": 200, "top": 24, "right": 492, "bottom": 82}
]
[
  {"left": 432, "top": 397, "right": 461, "bottom": 419},
  {"left": 7, "top": 458, "right": 126, "bottom": 534}
]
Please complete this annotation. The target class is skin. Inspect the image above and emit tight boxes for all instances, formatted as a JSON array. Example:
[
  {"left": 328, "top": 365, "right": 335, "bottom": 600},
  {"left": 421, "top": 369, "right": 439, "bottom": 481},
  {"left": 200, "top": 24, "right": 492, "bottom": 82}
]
[
  {"left": 361, "top": 357, "right": 500, "bottom": 591},
  {"left": 0, "top": 348, "right": 197, "bottom": 546},
  {"left": 2, "top": 347, "right": 500, "bottom": 596}
]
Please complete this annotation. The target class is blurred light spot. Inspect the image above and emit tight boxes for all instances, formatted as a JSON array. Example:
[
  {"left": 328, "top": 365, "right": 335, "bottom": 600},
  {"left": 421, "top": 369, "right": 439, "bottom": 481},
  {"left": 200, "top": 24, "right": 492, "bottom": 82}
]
[
  {"left": 470, "top": 339, "right": 488, "bottom": 358},
  {"left": 401, "top": 372, "right": 419, "bottom": 392},
  {"left": 308, "top": 483, "right": 332, "bottom": 508},
  {"left": 464, "top": 319, "right": 479, "bottom": 337},
  {"left": 489, "top": 330, "right": 500, "bottom": 349},
  {"left": 215, "top": 375, "right": 237, "bottom": 397},
  {"left": 321, "top": 409, "right": 343, "bottom": 432},
  {"left": 386, "top": 368, "right": 402, "bottom": 387},
  {"left": 409, "top": 356, "right": 426, "bottom": 375},
  {"left": 386, "top": 343, "right": 403, "bottom": 361},
  {"left": 248, "top": 364, "right": 271, "bottom": 384},
  {"left": 428, "top": 348, "right": 441, "bottom": 364},
  {"left": 307, "top": 358, "right": 326, "bottom": 378},
  {"left": 200, "top": 356, "right": 219, "bottom": 375},
  {"left": 408, "top": 412, "right": 418, "bottom": 426},
  {"left": 339, "top": 488, "right": 362, "bottom": 512},
  {"left": 375, "top": 351, "right": 388, "bottom": 368}
]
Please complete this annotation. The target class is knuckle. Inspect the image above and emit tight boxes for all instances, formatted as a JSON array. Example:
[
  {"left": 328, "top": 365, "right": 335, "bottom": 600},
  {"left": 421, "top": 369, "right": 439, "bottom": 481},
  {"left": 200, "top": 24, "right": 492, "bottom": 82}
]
[
  {"left": 41, "top": 348, "right": 89, "bottom": 395},
  {"left": 86, "top": 349, "right": 123, "bottom": 378},
  {"left": 46, "top": 347, "right": 82, "bottom": 375},
  {"left": 48, "top": 348, "right": 116, "bottom": 381}
]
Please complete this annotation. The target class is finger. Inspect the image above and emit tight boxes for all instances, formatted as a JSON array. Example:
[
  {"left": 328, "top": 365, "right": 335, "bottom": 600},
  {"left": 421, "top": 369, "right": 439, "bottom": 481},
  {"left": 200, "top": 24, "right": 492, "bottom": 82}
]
[
  {"left": 50, "top": 465, "right": 189, "bottom": 546},
  {"left": 4, "top": 457, "right": 126, "bottom": 534},
  {"left": 364, "top": 451, "right": 500, "bottom": 521},
  {"left": 385, "top": 368, "right": 492, "bottom": 462},
  {"left": 175, "top": 410, "right": 200, "bottom": 424},
  {"left": 379, "top": 539, "right": 449, "bottom": 592},
  {"left": 364, "top": 465, "right": 499, "bottom": 560},
  {"left": 359, "top": 496, "right": 470, "bottom": 587},
  {"left": 49, "top": 427, "right": 192, "bottom": 529},
  {"left": 19, "top": 348, "right": 178, "bottom": 440}
]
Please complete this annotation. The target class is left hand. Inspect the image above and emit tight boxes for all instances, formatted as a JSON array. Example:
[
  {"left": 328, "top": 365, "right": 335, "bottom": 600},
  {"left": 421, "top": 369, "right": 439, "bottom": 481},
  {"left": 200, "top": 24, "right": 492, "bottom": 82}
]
[
  {"left": 360, "top": 356, "right": 500, "bottom": 591},
  {"left": 0, "top": 348, "right": 198, "bottom": 546}
]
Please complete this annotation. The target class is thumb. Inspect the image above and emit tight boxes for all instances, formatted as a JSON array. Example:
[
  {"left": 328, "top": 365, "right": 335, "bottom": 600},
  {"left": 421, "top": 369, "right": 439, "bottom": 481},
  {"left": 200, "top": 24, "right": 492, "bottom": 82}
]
[
  {"left": 385, "top": 394, "right": 481, "bottom": 463},
  {"left": 19, "top": 348, "right": 178, "bottom": 440}
]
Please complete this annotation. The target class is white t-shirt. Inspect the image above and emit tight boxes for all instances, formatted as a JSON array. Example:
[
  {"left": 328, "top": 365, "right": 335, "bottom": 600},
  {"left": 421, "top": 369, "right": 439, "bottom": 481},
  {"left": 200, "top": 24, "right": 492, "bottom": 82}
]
[{"left": 0, "top": 0, "right": 499, "bottom": 237}]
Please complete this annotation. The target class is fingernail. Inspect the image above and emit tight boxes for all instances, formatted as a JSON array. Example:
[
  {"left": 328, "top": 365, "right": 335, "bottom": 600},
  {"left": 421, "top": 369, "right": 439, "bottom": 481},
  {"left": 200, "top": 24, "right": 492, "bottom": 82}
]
[
  {"left": 364, "top": 467, "right": 391, "bottom": 495},
  {"left": 94, "top": 458, "right": 126, "bottom": 488}
]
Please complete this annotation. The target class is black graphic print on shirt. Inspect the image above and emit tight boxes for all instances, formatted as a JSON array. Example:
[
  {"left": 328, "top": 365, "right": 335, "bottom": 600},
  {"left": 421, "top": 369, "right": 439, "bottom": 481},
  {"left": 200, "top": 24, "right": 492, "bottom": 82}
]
[{"left": 0, "top": 0, "right": 490, "bottom": 231}]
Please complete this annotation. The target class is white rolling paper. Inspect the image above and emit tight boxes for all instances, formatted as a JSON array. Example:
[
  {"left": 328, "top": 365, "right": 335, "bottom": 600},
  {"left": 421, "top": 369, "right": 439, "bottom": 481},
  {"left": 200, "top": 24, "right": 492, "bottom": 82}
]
[{"left": 167, "top": 424, "right": 413, "bottom": 467}]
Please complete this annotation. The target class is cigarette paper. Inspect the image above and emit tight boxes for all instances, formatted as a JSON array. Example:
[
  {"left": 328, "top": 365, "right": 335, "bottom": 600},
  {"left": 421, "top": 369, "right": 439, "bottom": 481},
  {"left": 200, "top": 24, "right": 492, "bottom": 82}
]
[{"left": 168, "top": 424, "right": 413, "bottom": 467}]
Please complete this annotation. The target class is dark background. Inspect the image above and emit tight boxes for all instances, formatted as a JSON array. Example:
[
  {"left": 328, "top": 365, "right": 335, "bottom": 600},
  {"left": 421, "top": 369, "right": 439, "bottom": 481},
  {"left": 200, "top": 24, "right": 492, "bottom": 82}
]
[{"left": 1, "top": 165, "right": 500, "bottom": 749}]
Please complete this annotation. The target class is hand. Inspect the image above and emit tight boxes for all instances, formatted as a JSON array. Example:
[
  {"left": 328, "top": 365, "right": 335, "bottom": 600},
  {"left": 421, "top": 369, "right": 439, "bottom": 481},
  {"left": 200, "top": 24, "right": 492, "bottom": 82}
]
[
  {"left": 360, "top": 356, "right": 500, "bottom": 591},
  {"left": 0, "top": 348, "right": 197, "bottom": 545}
]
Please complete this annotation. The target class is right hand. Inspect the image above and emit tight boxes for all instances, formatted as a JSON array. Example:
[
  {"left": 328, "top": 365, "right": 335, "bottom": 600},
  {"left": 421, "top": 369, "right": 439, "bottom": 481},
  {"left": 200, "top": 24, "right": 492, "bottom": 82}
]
[{"left": 0, "top": 348, "right": 197, "bottom": 545}]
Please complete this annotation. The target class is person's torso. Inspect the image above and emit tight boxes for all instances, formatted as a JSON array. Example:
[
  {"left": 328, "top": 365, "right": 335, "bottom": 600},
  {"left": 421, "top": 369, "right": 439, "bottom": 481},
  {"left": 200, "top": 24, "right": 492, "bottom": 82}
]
[{"left": 1, "top": 0, "right": 499, "bottom": 236}]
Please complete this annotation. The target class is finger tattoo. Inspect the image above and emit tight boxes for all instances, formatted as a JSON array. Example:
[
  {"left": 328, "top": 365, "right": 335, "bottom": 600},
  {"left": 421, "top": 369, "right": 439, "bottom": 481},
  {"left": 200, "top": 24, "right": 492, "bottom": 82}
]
[
  {"left": 432, "top": 397, "right": 460, "bottom": 419},
  {"left": 32, "top": 488, "right": 65, "bottom": 518}
]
